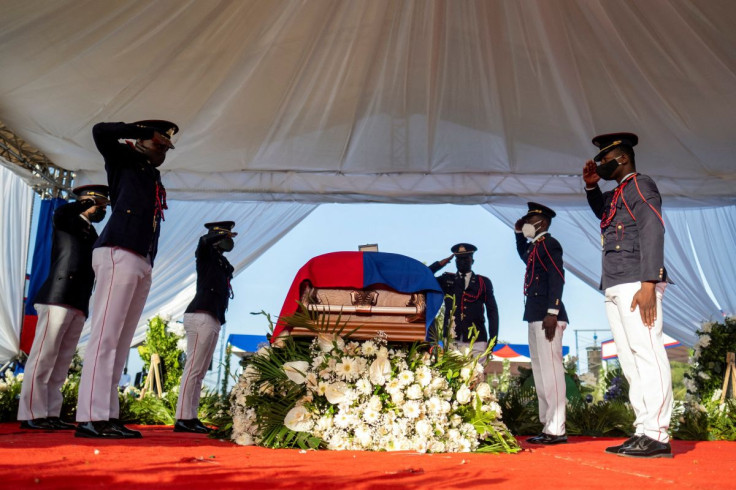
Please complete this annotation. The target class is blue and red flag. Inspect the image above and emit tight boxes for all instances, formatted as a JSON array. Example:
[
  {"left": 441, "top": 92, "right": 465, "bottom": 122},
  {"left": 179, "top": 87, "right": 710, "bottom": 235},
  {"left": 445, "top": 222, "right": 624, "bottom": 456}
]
[
  {"left": 20, "top": 197, "right": 66, "bottom": 355},
  {"left": 274, "top": 251, "right": 443, "bottom": 340}
]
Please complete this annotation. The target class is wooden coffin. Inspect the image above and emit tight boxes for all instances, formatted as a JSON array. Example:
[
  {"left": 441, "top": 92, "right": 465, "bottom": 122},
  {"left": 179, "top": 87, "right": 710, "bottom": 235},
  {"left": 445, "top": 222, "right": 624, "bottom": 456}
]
[{"left": 288, "top": 280, "right": 427, "bottom": 342}]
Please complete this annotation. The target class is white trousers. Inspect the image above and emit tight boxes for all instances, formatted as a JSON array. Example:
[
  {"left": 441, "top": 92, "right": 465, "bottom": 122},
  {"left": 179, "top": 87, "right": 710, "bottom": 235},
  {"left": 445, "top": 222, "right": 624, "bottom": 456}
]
[
  {"left": 605, "top": 282, "right": 672, "bottom": 443},
  {"left": 528, "top": 320, "right": 567, "bottom": 436},
  {"left": 77, "top": 247, "right": 152, "bottom": 422},
  {"left": 18, "top": 304, "right": 85, "bottom": 420},
  {"left": 175, "top": 312, "right": 221, "bottom": 420}
]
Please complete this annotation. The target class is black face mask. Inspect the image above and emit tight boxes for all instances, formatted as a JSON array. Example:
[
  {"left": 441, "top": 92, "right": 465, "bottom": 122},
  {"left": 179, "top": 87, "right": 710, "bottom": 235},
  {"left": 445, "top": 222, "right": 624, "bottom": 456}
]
[
  {"left": 595, "top": 157, "right": 621, "bottom": 181},
  {"left": 456, "top": 256, "right": 472, "bottom": 274},
  {"left": 89, "top": 208, "right": 107, "bottom": 223},
  {"left": 217, "top": 237, "right": 234, "bottom": 253}
]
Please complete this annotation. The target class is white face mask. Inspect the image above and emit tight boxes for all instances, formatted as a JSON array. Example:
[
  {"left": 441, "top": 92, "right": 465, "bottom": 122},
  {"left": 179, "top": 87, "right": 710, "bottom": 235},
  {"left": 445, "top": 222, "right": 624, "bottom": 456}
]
[{"left": 522, "top": 223, "right": 538, "bottom": 239}]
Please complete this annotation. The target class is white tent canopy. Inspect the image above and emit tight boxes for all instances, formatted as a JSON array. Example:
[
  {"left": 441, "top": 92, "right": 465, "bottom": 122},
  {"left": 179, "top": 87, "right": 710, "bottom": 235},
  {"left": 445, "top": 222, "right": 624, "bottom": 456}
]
[{"left": 1, "top": 1, "right": 735, "bottom": 359}]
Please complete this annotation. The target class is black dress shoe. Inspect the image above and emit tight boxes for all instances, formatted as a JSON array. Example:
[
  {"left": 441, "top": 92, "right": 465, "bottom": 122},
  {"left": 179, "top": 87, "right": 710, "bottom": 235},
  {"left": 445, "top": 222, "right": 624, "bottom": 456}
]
[
  {"left": 193, "top": 419, "right": 214, "bottom": 433},
  {"left": 526, "top": 433, "right": 546, "bottom": 444},
  {"left": 75, "top": 421, "right": 125, "bottom": 439},
  {"left": 47, "top": 417, "right": 76, "bottom": 430},
  {"left": 618, "top": 435, "right": 672, "bottom": 458},
  {"left": 108, "top": 419, "right": 143, "bottom": 438},
  {"left": 605, "top": 435, "right": 642, "bottom": 454},
  {"left": 20, "top": 418, "right": 56, "bottom": 430},
  {"left": 528, "top": 433, "right": 568, "bottom": 445},
  {"left": 174, "top": 419, "right": 210, "bottom": 434}
]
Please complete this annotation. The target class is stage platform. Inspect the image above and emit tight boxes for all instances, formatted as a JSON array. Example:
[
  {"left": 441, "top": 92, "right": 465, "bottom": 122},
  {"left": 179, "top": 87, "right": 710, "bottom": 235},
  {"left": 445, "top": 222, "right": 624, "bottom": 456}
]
[{"left": 1, "top": 423, "right": 733, "bottom": 489}]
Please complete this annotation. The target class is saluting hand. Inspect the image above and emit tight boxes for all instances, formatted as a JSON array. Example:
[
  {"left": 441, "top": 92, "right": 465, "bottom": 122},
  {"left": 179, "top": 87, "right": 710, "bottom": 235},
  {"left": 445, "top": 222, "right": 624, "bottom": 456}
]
[
  {"left": 438, "top": 254, "right": 454, "bottom": 267},
  {"left": 514, "top": 218, "right": 525, "bottom": 232},
  {"left": 583, "top": 160, "right": 600, "bottom": 187},
  {"left": 631, "top": 282, "right": 657, "bottom": 327}
]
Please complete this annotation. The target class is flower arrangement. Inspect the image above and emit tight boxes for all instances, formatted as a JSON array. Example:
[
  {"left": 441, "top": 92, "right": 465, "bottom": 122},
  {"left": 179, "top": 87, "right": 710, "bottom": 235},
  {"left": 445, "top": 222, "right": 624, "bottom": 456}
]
[
  {"left": 673, "top": 316, "right": 736, "bottom": 441},
  {"left": 137, "top": 315, "right": 186, "bottom": 392},
  {"left": 230, "top": 309, "right": 520, "bottom": 453}
]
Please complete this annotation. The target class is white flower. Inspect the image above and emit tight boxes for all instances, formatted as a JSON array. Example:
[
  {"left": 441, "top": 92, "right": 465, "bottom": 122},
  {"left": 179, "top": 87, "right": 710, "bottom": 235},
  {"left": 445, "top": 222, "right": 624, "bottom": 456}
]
[
  {"left": 356, "top": 378, "right": 373, "bottom": 395},
  {"left": 176, "top": 338, "right": 188, "bottom": 352},
  {"left": 325, "top": 382, "right": 349, "bottom": 404},
  {"left": 402, "top": 401, "right": 421, "bottom": 419},
  {"left": 335, "top": 357, "right": 360, "bottom": 381},
  {"left": 391, "top": 390, "right": 405, "bottom": 405},
  {"left": 476, "top": 382, "right": 492, "bottom": 400},
  {"left": 317, "top": 333, "right": 345, "bottom": 353},
  {"left": 317, "top": 381, "right": 329, "bottom": 396},
  {"left": 354, "top": 424, "right": 373, "bottom": 447},
  {"left": 283, "top": 360, "right": 310, "bottom": 384},
  {"left": 451, "top": 414, "right": 463, "bottom": 427},
  {"left": 166, "top": 322, "right": 185, "bottom": 338},
  {"left": 386, "top": 378, "right": 402, "bottom": 393},
  {"left": 334, "top": 410, "right": 352, "bottom": 428},
  {"left": 415, "top": 367, "right": 432, "bottom": 387},
  {"left": 406, "top": 384, "right": 423, "bottom": 400},
  {"left": 284, "top": 406, "right": 312, "bottom": 432},
  {"left": 16, "top": 373, "right": 23, "bottom": 382},
  {"left": 427, "top": 396, "right": 442, "bottom": 414},
  {"left": 363, "top": 408, "right": 380, "bottom": 424},
  {"left": 361, "top": 341, "right": 377, "bottom": 357},
  {"left": 369, "top": 356, "right": 391, "bottom": 386},
  {"left": 415, "top": 419, "right": 432, "bottom": 437},
  {"left": 460, "top": 367, "right": 472, "bottom": 381},
  {"left": 305, "top": 372, "right": 318, "bottom": 391},
  {"left": 456, "top": 384, "right": 472, "bottom": 404},
  {"left": 234, "top": 433, "right": 255, "bottom": 446},
  {"left": 367, "top": 395, "right": 382, "bottom": 412},
  {"left": 397, "top": 370, "right": 414, "bottom": 387}
]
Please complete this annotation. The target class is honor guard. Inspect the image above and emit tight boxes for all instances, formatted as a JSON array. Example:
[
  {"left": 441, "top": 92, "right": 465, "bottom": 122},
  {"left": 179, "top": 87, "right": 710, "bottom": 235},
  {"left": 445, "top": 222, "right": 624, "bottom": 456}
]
[
  {"left": 428, "top": 244, "right": 499, "bottom": 352},
  {"left": 584, "top": 132, "right": 673, "bottom": 458},
  {"left": 18, "top": 185, "right": 109, "bottom": 431},
  {"left": 514, "top": 202, "right": 569, "bottom": 445},
  {"left": 76, "top": 120, "right": 178, "bottom": 439},
  {"left": 174, "top": 221, "right": 236, "bottom": 434}
]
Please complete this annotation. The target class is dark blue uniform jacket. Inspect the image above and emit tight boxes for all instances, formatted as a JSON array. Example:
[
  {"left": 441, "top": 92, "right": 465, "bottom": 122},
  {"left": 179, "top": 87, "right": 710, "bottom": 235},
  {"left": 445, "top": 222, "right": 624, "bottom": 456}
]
[
  {"left": 33, "top": 200, "right": 98, "bottom": 317},
  {"left": 515, "top": 232, "right": 568, "bottom": 323},
  {"left": 184, "top": 234, "right": 234, "bottom": 325}
]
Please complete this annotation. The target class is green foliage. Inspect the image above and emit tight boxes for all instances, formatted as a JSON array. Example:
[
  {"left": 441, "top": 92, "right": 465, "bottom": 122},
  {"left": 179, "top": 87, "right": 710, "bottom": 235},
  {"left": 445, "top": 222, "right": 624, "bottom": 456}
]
[
  {"left": 137, "top": 315, "right": 185, "bottom": 392},
  {"left": 685, "top": 317, "right": 736, "bottom": 400},
  {"left": 498, "top": 383, "right": 542, "bottom": 436},
  {"left": 0, "top": 371, "right": 23, "bottom": 422},
  {"left": 565, "top": 399, "right": 634, "bottom": 437}
]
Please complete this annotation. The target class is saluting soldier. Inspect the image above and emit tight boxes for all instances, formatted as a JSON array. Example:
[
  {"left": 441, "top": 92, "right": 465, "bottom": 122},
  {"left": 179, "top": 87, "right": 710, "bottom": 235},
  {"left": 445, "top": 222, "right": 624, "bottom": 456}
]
[
  {"left": 514, "top": 202, "right": 569, "bottom": 445},
  {"left": 18, "top": 185, "right": 109, "bottom": 431},
  {"left": 174, "top": 221, "right": 236, "bottom": 434},
  {"left": 584, "top": 132, "right": 673, "bottom": 458},
  {"left": 76, "top": 120, "right": 178, "bottom": 439},
  {"left": 429, "top": 244, "right": 499, "bottom": 352}
]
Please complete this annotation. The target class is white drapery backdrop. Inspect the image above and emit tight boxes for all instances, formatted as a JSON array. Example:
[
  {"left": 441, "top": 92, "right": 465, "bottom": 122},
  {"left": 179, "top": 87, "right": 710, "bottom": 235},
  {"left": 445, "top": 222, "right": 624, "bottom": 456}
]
[
  {"left": 483, "top": 202, "right": 736, "bottom": 346},
  {"left": 74, "top": 200, "right": 316, "bottom": 354},
  {"left": 0, "top": 165, "right": 34, "bottom": 361}
]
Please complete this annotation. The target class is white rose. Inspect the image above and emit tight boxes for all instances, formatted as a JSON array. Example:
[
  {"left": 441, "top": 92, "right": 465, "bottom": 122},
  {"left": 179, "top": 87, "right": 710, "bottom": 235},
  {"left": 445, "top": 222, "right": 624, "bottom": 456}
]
[
  {"left": 283, "top": 360, "right": 310, "bottom": 384},
  {"left": 284, "top": 406, "right": 312, "bottom": 432},
  {"left": 456, "top": 384, "right": 472, "bottom": 404},
  {"left": 476, "top": 382, "right": 492, "bottom": 400},
  {"left": 406, "top": 383, "right": 423, "bottom": 400},
  {"left": 460, "top": 367, "right": 472, "bottom": 381}
]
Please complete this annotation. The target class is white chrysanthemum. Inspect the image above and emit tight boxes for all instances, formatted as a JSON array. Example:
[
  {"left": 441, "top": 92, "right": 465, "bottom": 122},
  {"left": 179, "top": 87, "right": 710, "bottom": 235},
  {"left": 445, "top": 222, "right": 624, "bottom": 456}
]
[
  {"left": 415, "top": 367, "right": 432, "bottom": 387},
  {"left": 354, "top": 424, "right": 373, "bottom": 447},
  {"left": 361, "top": 341, "right": 377, "bottom": 357},
  {"left": 363, "top": 408, "right": 380, "bottom": 424},
  {"left": 284, "top": 406, "right": 312, "bottom": 432},
  {"left": 317, "top": 381, "right": 329, "bottom": 396},
  {"left": 430, "top": 440, "right": 446, "bottom": 453},
  {"left": 166, "top": 322, "right": 185, "bottom": 338},
  {"left": 316, "top": 416, "right": 333, "bottom": 432},
  {"left": 283, "top": 360, "right": 310, "bottom": 384},
  {"left": 427, "top": 396, "right": 443, "bottom": 414},
  {"left": 441, "top": 400, "right": 452, "bottom": 414},
  {"left": 415, "top": 419, "right": 433, "bottom": 437},
  {"left": 402, "top": 400, "right": 421, "bottom": 419},
  {"left": 456, "top": 384, "right": 472, "bottom": 404},
  {"left": 386, "top": 378, "right": 401, "bottom": 393},
  {"left": 335, "top": 357, "right": 359, "bottom": 381},
  {"left": 334, "top": 410, "right": 352, "bottom": 428},
  {"left": 406, "top": 383, "right": 423, "bottom": 400},
  {"left": 356, "top": 378, "right": 373, "bottom": 395},
  {"left": 397, "top": 370, "right": 414, "bottom": 386},
  {"left": 176, "top": 338, "right": 188, "bottom": 352}
]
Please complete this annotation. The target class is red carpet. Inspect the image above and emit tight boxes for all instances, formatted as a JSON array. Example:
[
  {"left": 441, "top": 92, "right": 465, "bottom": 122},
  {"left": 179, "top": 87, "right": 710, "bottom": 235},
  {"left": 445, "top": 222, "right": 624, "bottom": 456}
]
[{"left": 1, "top": 423, "right": 734, "bottom": 489}]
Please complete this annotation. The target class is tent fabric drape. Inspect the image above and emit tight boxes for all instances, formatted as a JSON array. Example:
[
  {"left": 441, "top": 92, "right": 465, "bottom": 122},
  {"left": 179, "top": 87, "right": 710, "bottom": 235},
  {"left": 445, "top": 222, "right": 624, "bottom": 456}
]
[
  {"left": 0, "top": 165, "right": 34, "bottom": 362},
  {"left": 76, "top": 200, "right": 317, "bottom": 353},
  {"left": 1, "top": 1, "right": 734, "bottom": 205},
  {"left": 482, "top": 202, "right": 736, "bottom": 346}
]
